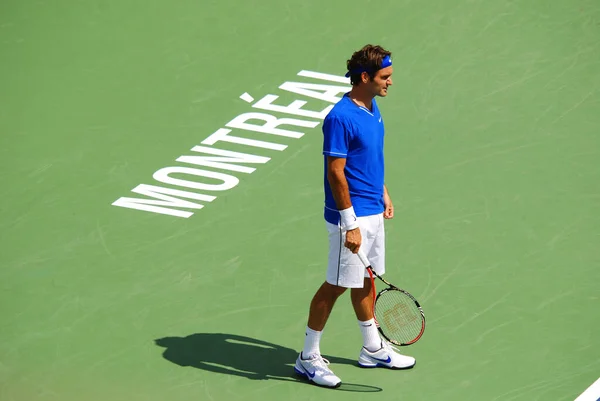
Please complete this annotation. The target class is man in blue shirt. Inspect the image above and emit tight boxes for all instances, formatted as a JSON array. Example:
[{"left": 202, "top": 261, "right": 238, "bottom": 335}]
[{"left": 294, "top": 45, "right": 416, "bottom": 388}]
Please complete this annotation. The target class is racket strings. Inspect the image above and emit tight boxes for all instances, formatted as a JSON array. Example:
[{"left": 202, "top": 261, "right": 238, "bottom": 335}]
[{"left": 375, "top": 290, "right": 423, "bottom": 344}]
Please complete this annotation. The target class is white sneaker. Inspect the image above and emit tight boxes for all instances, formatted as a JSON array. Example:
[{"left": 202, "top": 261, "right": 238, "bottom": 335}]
[
  {"left": 294, "top": 352, "right": 342, "bottom": 388},
  {"left": 358, "top": 341, "right": 416, "bottom": 369}
]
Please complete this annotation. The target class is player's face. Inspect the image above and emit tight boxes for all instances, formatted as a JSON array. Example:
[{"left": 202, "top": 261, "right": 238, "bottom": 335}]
[{"left": 371, "top": 66, "right": 393, "bottom": 97}]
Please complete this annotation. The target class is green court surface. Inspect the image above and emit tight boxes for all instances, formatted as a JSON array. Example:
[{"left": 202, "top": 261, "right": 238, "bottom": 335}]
[{"left": 1, "top": 1, "right": 599, "bottom": 400}]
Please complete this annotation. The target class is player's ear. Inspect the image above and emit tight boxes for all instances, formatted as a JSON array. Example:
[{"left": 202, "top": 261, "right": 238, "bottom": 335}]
[{"left": 361, "top": 71, "right": 370, "bottom": 84}]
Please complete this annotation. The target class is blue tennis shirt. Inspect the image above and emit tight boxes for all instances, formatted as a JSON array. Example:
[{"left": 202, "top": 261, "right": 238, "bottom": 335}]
[{"left": 323, "top": 93, "right": 385, "bottom": 225}]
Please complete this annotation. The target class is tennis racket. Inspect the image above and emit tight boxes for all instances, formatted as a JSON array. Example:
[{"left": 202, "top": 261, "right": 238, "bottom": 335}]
[{"left": 357, "top": 250, "right": 425, "bottom": 346}]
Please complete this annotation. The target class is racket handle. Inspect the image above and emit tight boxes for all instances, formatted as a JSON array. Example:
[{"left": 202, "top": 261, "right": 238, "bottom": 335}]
[{"left": 357, "top": 249, "right": 371, "bottom": 268}]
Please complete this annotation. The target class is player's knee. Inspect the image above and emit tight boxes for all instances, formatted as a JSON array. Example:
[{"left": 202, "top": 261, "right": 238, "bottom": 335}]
[{"left": 323, "top": 282, "right": 347, "bottom": 298}]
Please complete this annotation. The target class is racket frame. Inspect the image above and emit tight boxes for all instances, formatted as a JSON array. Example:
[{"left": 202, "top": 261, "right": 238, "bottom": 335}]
[{"left": 359, "top": 250, "right": 426, "bottom": 346}]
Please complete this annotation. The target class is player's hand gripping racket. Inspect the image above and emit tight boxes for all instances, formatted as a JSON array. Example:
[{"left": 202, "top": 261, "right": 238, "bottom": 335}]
[{"left": 357, "top": 250, "right": 425, "bottom": 346}]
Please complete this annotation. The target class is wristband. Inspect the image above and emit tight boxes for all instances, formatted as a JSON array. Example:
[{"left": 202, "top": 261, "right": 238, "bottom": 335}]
[{"left": 339, "top": 206, "right": 359, "bottom": 231}]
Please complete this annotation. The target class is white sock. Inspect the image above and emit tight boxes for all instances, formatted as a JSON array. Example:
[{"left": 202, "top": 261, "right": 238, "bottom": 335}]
[
  {"left": 302, "top": 326, "right": 322, "bottom": 359},
  {"left": 358, "top": 318, "right": 382, "bottom": 352}
]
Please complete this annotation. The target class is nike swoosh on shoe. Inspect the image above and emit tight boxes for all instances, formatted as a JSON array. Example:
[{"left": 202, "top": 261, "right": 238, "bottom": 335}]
[
  {"left": 373, "top": 356, "right": 392, "bottom": 363},
  {"left": 303, "top": 366, "right": 316, "bottom": 378}
]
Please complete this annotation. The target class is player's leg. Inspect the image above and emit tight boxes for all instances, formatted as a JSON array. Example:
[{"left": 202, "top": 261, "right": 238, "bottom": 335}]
[
  {"left": 294, "top": 222, "right": 352, "bottom": 388},
  {"left": 353, "top": 276, "right": 415, "bottom": 369},
  {"left": 305, "top": 281, "right": 346, "bottom": 352},
  {"left": 307, "top": 282, "right": 347, "bottom": 331},
  {"left": 355, "top": 214, "right": 416, "bottom": 369},
  {"left": 350, "top": 277, "right": 374, "bottom": 321},
  {"left": 303, "top": 222, "right": 356, "bottom": 354},
  {"left": 350, "top": 214, "right": 383, "bottom": 352},
  {"left": 294, "top": 281, "right": 345, "bottom": 388},
  {"left": 351, "top": 277, "right": 379, "bottom": 349}
]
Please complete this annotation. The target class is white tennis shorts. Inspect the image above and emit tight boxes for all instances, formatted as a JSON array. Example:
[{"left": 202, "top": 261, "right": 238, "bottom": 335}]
[{"left": 326, "top": 213, "right": 385, "bottom": 288}]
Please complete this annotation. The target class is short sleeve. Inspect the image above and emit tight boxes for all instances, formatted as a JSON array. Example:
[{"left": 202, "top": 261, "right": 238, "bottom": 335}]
[{"left": 322, "top": 116, "right": 350, "bottom": 157}]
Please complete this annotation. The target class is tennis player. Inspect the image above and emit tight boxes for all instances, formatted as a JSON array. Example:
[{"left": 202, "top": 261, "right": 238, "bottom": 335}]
[{"left": 294, "top": 44, "right": 416, "bottom": 388}]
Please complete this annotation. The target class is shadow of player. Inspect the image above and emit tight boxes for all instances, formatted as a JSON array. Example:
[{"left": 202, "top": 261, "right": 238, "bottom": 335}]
[{"left": 155, "top": 332, "right": 382, "bottom": 392}]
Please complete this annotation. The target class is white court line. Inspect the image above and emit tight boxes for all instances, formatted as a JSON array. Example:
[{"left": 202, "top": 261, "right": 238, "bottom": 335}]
[
  {"left": 239, "top": 92, "right": 254, "bottom": 103},
  {"left": 574, "top": 377, "right": 600, "bottom": 401}
]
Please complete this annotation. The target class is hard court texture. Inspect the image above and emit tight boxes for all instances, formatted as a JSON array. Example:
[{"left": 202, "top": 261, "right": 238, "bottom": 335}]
[{"left": 1, "top": 1, "right": 599, "bottom": 400}]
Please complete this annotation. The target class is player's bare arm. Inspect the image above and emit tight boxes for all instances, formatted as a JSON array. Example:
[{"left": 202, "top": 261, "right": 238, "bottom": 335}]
[
  {"left": 326, "top": 156, "right": 361, "bottom": 253},
  {"left": 383, "top": 184, "right": 394, "bottom": 219}
]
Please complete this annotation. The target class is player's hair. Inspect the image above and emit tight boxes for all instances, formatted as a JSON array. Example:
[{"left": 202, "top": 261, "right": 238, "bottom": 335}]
[{"left": 346, "top": 44, "right": 392, "bottom": 86}]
